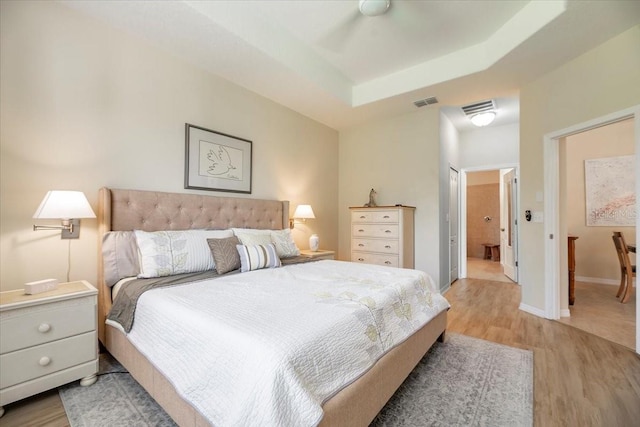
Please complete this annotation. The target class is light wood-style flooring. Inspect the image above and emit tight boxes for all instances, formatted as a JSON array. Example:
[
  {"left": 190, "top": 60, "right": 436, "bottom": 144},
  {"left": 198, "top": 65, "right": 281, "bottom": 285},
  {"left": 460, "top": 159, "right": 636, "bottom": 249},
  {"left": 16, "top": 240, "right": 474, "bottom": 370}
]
[{"left": 2, "top": 277, "right": 639, "bottom": 426}]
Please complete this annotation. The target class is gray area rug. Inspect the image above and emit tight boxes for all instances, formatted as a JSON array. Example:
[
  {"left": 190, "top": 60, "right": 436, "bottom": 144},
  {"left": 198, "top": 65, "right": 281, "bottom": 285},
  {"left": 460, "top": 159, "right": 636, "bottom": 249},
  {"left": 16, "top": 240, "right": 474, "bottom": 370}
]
[{"left": 59, "top": 334, "right": 532, "bottom": 427}]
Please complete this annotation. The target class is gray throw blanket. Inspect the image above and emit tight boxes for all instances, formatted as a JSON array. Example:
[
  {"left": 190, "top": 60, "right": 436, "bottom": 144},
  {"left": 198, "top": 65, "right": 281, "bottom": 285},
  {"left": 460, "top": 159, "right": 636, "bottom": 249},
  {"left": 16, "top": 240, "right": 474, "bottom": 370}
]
[{"left": 108, "top": 256, "right": 318, "bottom": 333}]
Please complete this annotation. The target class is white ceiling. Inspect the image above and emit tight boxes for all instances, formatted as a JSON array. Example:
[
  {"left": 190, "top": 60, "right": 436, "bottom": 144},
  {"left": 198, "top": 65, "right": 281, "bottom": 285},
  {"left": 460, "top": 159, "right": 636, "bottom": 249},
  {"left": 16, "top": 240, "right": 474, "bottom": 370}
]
[{"left": 61, "top": 0, "right": 640, "bottom": 131}]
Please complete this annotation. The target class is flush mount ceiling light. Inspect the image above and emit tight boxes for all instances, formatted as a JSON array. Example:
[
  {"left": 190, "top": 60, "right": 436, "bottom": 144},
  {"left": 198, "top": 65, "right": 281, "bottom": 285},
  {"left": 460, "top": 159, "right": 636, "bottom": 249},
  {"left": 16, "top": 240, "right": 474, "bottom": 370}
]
[
  {"left": 359, "top": 0, "right": 391, "bottom": 17},
  {"left": 470, "top": 111, "right": 496, "bottom": 127}
]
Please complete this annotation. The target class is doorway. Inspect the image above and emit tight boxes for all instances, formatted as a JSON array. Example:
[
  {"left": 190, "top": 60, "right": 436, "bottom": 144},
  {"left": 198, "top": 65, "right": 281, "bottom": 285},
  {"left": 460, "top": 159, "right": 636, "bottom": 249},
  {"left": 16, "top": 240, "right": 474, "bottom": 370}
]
[
  {"left": 543, "top": 105, "right": 640, "bottom": 354},
  {"left": 459, "top": 164, "right": 519, "bottom": 282}
]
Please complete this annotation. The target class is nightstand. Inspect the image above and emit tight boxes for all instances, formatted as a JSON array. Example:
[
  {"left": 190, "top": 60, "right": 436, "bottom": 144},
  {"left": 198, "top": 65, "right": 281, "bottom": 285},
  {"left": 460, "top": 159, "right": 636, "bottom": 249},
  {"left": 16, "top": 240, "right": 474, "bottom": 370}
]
[
  {"left": 0, "top": 280, "right": 98, "bottom": 417},
  {"left": 299, "top": 249, "right": 335, "bottom": 260}
]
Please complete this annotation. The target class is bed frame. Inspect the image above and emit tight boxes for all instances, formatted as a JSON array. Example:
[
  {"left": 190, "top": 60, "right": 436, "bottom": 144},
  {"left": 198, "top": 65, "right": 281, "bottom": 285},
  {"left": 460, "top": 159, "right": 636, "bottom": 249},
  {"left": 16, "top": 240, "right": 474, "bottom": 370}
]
[{"left": 97, "top": 187, "right": 447, "bottom": 427}]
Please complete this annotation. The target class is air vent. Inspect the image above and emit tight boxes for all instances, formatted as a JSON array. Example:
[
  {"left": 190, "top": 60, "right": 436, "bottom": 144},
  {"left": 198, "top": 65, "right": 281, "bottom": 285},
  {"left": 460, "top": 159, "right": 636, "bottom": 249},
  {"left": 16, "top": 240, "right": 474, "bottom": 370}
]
[
  {"left": 413, "top": 97, "right": 438, "bottom": 108},
  {"left": 461, "top": 99, "right": 495, "bottom": 116}
]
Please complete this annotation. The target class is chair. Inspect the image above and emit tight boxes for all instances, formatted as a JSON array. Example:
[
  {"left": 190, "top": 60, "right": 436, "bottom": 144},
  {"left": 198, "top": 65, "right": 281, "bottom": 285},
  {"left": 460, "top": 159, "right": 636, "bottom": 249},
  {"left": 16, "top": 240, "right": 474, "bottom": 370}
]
[{"left": 612, "top": 231, "right": 635, "bottom": 303}]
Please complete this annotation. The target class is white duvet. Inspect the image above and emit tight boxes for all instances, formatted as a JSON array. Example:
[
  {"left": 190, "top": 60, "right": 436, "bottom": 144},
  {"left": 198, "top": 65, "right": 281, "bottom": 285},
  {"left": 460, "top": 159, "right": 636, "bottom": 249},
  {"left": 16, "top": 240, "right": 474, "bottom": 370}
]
[{"left": 121, "top": 260, "right": 450, "bottom": 427}]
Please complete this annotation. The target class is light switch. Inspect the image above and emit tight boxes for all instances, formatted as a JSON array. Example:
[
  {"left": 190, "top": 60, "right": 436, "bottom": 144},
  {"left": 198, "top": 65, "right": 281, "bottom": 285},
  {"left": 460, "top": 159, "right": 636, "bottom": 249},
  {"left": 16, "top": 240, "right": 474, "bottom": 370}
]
[{"left": 532, "top": 211, "right": 544, "bottom": 223}]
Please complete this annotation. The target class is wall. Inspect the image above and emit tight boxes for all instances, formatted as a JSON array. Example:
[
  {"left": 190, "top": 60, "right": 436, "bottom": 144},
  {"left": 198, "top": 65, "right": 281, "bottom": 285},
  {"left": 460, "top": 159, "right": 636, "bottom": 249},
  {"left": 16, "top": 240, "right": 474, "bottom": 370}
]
[
  {"left": 564, "top": 118, "right": 635, "bottom": 282},
  {"left": 466, "top": 171, "right": 500, "bottom": 258},
  {"left": 338, "top": 108, "right": 441, "bottom": 284},
  {"left": 459, "top": 123, "right": 519, "bottom": 169},
  {"left": 519, "top": 25, "right": 640, "bottom": 311},
  {"left": 0, "top": 1, "right": 339, "bottom": 291}
]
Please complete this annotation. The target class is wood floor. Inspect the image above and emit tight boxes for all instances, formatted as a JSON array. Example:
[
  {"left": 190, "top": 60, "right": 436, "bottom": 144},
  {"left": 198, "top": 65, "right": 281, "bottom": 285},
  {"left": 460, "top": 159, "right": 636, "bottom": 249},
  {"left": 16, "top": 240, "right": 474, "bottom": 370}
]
[{"left": 2, "top": 277, "right": 639, "bottom": 426}]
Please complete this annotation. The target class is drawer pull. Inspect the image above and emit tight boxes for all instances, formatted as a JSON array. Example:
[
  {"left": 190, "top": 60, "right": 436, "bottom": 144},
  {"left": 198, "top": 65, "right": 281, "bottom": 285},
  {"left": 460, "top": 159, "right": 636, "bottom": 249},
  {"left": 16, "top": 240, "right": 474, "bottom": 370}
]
[
  {"left": 385, "top": 261, "right": 392, "bottom": 265},
  {"left": 385, "top": 230, "right": 392, "bottom": 233},
  {"left": 358, "top": 229, "right": 365, "bottom": 232},
  {"left": 38, "top": 323, "right": 51, "bottom": 333},
  {"left": 358, "top": 244, "right": 364, "bottom": 247},
  {"left": 360, "top": 215, "right": 366, "bottom": 219},
  {"left": 358, "top": 258, "right": 365, "bottom": 261},
  {"left": 39, "top": 356, "right": 51, "bottom": 367},
  {"left": 383, "top": 215, "right": 390, "bottom": 218},
  {"left": 385, "top": 245, "right": 391, "bottom": 249}
]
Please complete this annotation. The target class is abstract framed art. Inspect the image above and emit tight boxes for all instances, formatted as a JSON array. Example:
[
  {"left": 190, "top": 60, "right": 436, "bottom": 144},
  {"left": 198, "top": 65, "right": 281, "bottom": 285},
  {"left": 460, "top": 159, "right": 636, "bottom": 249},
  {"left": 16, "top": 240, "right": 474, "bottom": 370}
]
[{"left": 184, "top": 123, "right": 252, "bottom": 193}]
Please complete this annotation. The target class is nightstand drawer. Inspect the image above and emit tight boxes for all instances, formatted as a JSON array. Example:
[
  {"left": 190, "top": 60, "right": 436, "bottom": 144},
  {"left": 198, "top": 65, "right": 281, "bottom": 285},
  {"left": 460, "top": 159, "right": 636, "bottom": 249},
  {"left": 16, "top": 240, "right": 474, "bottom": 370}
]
[
  {"left": 351, "top": 252, "right": 399, "bottom": 267},
  {"left": 352, "top": 238, "right": 399, "bottom": 254},
  {"left": 0, "top": 331, "right": 96, "bottom": 389},
  {"left": 352, "top": 224, "right": 399, "bottom": 238},
  {"left": 0, "top": 300, "right": 96, "bottom": 354},
  {"left": 351, "top": 210, "right": 399, "bottom": 223}
]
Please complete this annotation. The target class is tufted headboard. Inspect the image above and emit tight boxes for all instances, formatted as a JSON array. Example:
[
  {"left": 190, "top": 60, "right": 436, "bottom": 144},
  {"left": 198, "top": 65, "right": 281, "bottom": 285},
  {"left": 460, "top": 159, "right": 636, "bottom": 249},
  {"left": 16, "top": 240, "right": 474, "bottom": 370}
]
[{"left": 96, "top": 187, "right": 289, "bottom": 343}]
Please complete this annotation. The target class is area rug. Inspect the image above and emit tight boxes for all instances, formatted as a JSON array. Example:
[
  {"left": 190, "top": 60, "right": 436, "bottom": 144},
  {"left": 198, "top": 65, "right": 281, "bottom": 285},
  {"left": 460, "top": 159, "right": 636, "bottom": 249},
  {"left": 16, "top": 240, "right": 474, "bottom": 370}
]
[{"left": 59, "top": 334, "right": 533, "bottom": 427}]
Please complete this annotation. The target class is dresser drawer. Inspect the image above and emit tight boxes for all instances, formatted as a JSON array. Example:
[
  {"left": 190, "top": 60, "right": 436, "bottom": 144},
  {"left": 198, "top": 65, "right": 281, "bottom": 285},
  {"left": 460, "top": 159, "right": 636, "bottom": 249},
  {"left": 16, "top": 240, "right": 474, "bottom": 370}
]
[
  {"left": 351, "top": 210, "right": 399, "bottom": 223},
  {"left": 0, "top": 331, "right": 96, "bottom": 389},
  {"left": 0, "top": 300, "right": 96, "bottom": 354},
  {"left": 352, "top": 238, "right": 399, "bottom": 254},
  {"left": 351, "top": 252, "right": 399, "bottom": 267},
  {"left": 352, "top": 224, "right": 399, "bottom": 239}
]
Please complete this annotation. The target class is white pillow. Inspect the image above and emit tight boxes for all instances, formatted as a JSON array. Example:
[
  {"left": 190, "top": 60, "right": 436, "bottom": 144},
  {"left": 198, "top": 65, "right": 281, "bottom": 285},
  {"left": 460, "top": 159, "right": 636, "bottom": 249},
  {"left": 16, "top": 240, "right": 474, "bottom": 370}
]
[
  {"left": 236, "top": 243, "right": 281, "bottom": 272},
  {"left": 232, "top": 228, "right": 273, "bottom": 247},
  {"left": 270, "top": 229, "right": 300, "bottom": 258},
  {"left": 134, "top": 229, "right": 233, "bottom": 278}
]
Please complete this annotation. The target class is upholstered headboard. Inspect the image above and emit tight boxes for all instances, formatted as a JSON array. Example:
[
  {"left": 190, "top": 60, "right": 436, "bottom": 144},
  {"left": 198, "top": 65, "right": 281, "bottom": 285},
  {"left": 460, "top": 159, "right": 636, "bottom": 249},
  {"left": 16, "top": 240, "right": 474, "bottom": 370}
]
[{"left": 96, "top": 187, "right": 289, "bottom": 343}]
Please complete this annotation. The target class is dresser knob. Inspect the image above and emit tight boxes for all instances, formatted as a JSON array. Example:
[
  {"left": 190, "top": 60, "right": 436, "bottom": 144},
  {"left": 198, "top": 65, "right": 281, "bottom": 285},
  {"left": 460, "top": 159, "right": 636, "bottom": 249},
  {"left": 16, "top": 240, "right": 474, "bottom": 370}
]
[
  {"left": 39, "top": 356, "right": 51, "bottom": 366},
  {"left": 358, "top": 258, "right": 364, "bottom": 261},
  {"left": 385, "top": 230, "right": 391, "bottom": 233},
  {"left": 360, "top": 215, "right": 366, "bottom": 219},
  {"left": 383, "top": 215, "right": 390, "bottom": 218},
  {"left": 38, "top": 323, "right": 51, "bottom": 333},
  {"left": 358, "top": 229, "right": 364, "bottom": 232},
  {"left": 358, "top": 244, "right": 364, "bottom": 247},
  {"left": 385, "top": 245, "right": 391, "bottom": 249},
  {"left": 385, "top": 261, "right": 391, "bottom": 265}
]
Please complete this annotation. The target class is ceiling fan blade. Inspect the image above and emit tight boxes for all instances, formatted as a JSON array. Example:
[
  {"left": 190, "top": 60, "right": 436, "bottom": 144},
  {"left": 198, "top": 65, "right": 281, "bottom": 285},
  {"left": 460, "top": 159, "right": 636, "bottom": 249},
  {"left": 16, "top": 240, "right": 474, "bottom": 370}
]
[{"left": 317, "top": 9, "right": 365, "bottom": 53}]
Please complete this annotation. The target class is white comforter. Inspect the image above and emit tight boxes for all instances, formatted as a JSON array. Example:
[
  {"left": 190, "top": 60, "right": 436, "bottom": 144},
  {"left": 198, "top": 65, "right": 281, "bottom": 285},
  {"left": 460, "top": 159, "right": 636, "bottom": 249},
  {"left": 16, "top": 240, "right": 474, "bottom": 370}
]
[{"left": 122, "top": 260, "right": 450, "bottom": 427}]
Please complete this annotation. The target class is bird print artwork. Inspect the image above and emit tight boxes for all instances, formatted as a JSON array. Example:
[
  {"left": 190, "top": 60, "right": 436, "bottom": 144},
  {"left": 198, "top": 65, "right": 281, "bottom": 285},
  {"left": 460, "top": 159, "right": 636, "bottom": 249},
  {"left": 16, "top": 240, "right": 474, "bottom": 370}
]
[{"left": 207, "top": 145, "right": 236, "bottom": 177}]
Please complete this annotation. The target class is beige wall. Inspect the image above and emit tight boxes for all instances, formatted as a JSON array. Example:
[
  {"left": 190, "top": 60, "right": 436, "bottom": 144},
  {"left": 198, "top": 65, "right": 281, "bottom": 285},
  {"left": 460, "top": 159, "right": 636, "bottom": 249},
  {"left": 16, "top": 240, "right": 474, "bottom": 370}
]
[
  {"left": 564, "top": 119, "right": 635, "bottom": 282},
  {"left": 338, "top": 109, "right": 441, "bottom": 283},
  {"left": 0, "top": 1, "right": 339, "bottom": 291},
  {"left": 519, "top": 26, "right": 640, "bottom": 311}
]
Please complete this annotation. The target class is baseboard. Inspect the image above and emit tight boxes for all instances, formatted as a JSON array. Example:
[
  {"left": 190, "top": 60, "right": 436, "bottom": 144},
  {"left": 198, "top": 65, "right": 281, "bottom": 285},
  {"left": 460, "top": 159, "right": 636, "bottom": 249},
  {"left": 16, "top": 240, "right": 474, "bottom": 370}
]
[
  {"left": 440, "top": 283, "right": 451, "bottom": 295},
  {"left": 519, "top": 303, "right": 546, "bottom": 318},
  {"left": 560, "top": 308, "right": 571, "bottom": 318},
  {"left": 576, "top": 276, "right": 636, "bottom": 287}
]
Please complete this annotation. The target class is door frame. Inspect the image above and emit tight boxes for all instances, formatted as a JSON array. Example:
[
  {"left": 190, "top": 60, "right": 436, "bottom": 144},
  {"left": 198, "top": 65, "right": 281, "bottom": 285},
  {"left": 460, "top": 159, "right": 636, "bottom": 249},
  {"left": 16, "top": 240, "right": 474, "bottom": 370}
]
[
  {"left": 459, "top": 162, "right": 520, "bottom": 279},
  {"left": 449, "top": 166, "right": 459, "bottom": 284},
  {"left": 543, "top": 105, "right": 640, "bottom": 354}
]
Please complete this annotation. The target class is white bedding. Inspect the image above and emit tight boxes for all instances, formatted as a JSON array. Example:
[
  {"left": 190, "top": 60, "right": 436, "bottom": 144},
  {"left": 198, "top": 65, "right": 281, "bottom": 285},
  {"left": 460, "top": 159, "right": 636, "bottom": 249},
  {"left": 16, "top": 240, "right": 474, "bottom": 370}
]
[{"left": 117, "top": 260, "right": 450, "bottom": 427}]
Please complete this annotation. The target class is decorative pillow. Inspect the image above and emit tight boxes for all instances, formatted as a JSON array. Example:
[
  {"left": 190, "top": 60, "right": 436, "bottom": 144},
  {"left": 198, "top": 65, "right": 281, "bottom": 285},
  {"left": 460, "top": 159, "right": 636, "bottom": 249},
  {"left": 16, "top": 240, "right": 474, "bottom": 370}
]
[
  {"left": 102, "top": 231, "right": 140, "bottom": 287},
  {"left": 134, "top": 229, "right": 233, "bottom": 278},
  {"left": 232, "top": 228, "right": 273, "bottom": 247},
  {"left": 270, "top": 228, "right": 300, "bottom": 258},
  {"left": 207, "top": 236, "right": 242, "bottom": 274},
  {"left": 236, "top": 243, "right": 281, "bottom": 272}
]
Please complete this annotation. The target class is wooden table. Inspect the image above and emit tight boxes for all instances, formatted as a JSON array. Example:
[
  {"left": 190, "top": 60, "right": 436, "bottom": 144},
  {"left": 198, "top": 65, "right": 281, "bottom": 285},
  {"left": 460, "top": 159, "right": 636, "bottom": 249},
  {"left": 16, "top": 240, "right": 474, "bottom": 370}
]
[
  {"left": 568, "top": 235, "right": 578, "bottom": 305},
  {"left": 628, "top": 244, "right": 635, "bottom": 253}
]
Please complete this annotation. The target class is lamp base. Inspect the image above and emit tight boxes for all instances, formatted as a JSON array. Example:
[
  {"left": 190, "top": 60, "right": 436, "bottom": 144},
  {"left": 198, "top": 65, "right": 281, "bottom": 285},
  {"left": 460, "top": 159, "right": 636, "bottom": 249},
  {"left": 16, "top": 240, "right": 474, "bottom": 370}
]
[
  {"left": 62, "top": 219, "right": 81, "bottom": 239},
  {"left": 309, "top": 234, "right": 319, "bottom": 252}
]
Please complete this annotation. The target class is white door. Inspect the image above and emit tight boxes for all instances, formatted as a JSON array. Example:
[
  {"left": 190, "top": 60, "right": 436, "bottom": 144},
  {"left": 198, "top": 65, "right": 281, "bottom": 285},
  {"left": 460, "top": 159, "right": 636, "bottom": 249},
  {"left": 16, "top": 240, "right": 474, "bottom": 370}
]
[
  {"left": 501, "top": 169, "right": 518, "bottom": 282},
  {"left": 450, "top": 168, "right": 459, "bottom": 283}
]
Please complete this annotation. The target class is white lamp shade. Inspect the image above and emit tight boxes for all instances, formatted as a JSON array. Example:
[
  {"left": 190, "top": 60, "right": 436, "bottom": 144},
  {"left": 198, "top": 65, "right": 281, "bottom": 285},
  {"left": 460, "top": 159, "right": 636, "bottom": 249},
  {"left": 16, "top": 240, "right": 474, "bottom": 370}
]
[
  {"left": 33, "top": 191, "right": 96, "bottom": 219},
  {"left": 470, "top": 111, "right": 496, "bottom": 127},
  {"left": 293, "top": 204, "right": 315, "bottom": 219}
]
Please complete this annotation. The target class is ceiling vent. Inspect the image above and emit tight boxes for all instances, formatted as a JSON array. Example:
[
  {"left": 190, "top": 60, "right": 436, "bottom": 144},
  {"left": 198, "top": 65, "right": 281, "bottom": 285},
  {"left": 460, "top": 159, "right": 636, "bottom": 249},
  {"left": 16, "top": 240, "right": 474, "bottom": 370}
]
[
  {"left": 461, "top": 99, "right": 495, "bottom": 116},
  {"left": 413, "top": 97, "right": 438, "bottom": 108}
]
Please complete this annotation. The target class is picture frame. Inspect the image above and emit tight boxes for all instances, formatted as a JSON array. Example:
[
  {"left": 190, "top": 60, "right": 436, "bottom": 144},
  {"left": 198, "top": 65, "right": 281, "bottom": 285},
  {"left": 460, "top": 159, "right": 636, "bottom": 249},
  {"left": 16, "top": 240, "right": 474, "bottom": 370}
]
[{"left": 184, "top": 123, "right": 252, "bottom": 193}]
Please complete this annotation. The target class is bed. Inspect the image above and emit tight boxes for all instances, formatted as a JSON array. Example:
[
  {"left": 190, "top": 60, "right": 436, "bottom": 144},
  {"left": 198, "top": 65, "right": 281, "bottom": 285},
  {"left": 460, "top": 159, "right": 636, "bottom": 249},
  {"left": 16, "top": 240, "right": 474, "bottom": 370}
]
[{"left": 97, "top": 187, "right": 449, "bottom": 426}]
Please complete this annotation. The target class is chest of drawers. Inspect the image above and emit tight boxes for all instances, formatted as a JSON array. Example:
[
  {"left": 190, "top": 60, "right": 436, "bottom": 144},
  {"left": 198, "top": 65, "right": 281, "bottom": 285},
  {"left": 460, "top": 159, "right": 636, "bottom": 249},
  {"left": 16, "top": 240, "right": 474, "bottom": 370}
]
[
  {"left": 350, "top": 206, "right": 415, "bottom": 268},
  {"left": 0, "top": 280, "right": 98, "bottom": 415}
]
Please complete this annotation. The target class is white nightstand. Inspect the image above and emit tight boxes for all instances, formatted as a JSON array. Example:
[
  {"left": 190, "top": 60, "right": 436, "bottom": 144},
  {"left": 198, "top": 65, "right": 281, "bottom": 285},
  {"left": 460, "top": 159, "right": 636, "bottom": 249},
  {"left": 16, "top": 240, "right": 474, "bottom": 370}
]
[
  {"left": 0, "top": 280, "right": 98, "bottom": 417},
  {"left": 299, "top": 249, "right": 335, "bottom": 261}
]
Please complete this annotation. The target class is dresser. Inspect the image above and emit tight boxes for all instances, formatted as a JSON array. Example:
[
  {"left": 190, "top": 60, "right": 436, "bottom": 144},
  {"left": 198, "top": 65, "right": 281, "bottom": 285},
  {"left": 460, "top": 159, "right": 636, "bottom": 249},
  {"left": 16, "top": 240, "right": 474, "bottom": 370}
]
[
  {"left": 350, "top": 206, "right": 416, "bottom": 268},
  {"left": 0, "top": 280, "right": 98, "bottom": 416}
]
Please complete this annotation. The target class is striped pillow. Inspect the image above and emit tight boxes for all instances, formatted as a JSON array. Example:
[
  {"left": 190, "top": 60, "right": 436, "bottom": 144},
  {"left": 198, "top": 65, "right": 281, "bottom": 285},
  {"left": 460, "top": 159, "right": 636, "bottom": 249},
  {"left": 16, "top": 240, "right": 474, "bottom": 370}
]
[{"left": 236, "top": 243, "right": 281, "bottom": 272}]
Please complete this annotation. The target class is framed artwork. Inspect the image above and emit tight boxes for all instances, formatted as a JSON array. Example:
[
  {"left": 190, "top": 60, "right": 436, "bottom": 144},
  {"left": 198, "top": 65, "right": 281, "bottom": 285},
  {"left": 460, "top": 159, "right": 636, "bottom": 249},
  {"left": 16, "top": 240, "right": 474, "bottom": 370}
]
[
  {"left": 184, "top": 123, "right": 252, "bottom": 193},
  {"left": 584, "top": 155, "right": 635, "bottom": 226}
]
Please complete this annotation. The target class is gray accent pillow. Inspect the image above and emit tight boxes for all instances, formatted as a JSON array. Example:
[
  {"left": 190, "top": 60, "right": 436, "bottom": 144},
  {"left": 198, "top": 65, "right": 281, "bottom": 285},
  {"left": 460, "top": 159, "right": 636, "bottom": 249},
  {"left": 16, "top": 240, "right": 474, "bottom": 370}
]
[
  {"left": 207, "top": 236, "right": 242, "bottom": 274},
  {"left": 102, "top": 231, "right": 140, "bottom": 287}
]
